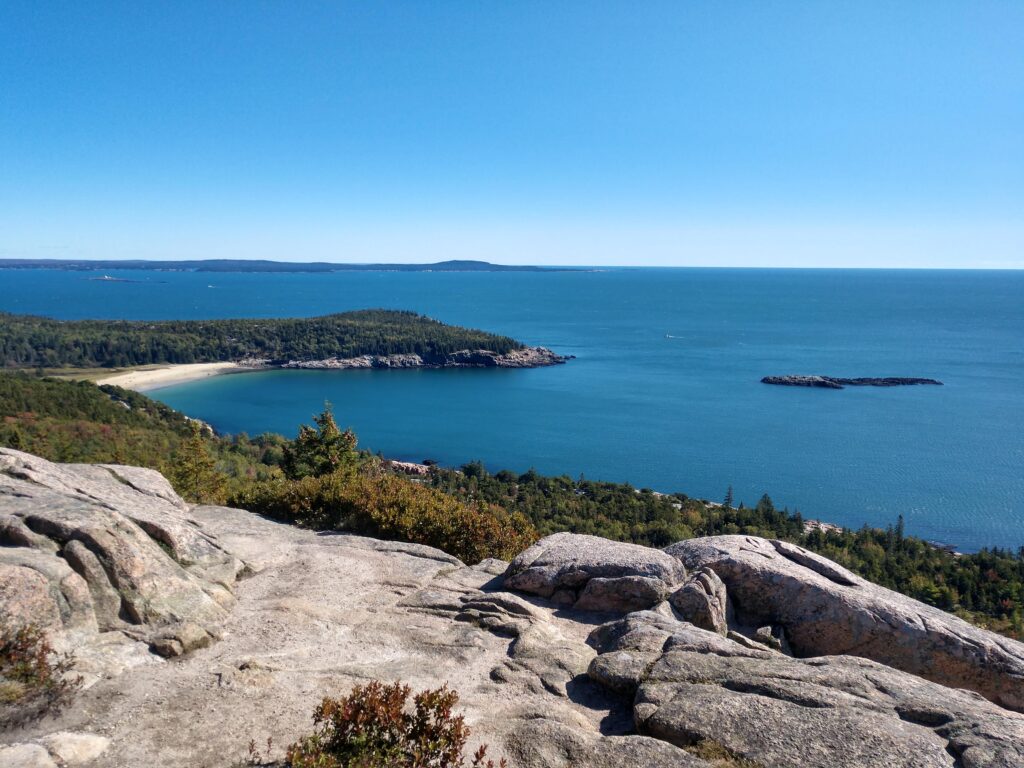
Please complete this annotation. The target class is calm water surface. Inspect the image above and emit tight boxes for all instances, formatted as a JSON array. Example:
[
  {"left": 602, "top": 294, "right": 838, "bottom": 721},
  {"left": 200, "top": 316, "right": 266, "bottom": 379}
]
[{"left": 3, "top": 267, "right": 1022, "bottom": 551}]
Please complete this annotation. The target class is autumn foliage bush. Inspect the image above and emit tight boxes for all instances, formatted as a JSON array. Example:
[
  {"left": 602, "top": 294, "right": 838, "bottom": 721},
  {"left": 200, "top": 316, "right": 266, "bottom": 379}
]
[
  {"left": 0, "top": 622, "right": 81, "bottom": 728},
  {"left": 231, "top": 467, "right": 536, "bottom": 564},
  {"left": 281, "top": 681, "right": 506, "bottom": 768},
  {"left": 342, "top": 470, "right": 536, "bottom": 563}
]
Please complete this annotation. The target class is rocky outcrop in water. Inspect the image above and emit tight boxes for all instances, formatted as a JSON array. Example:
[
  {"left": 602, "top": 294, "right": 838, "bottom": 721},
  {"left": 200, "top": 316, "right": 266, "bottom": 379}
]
[
  {"left": 4, "top": 456, "right": 1024, "bottom": 767},
  {"left": 762, "top": 375, "right": 943, "bottom": 389}
]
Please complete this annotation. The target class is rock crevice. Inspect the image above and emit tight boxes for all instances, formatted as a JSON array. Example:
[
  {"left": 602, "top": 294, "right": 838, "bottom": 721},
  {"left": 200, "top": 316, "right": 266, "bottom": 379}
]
[{"left": 0, "top": 448, "right": 244, "bottom": 663}]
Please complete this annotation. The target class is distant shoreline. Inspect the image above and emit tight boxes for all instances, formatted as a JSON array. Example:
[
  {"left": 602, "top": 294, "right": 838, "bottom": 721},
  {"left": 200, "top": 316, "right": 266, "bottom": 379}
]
[{"left": 0, "top": 257, "right": 585, "bottom": 274}]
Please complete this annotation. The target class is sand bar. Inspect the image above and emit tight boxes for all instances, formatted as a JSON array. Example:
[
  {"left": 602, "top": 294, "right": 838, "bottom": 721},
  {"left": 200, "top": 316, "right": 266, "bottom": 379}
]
[{"left": 94, "top": 362, "right": 250, "bottom": 392}]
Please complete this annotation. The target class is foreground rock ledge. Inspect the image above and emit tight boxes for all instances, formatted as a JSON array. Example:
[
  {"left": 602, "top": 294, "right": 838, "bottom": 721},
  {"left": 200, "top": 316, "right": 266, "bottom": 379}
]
[
  {"left": 666, "top": 535, "right": 1024, "bottom": 712},
  {"left": 0, "top": 448, "right": 244, "bottom": 671},
  {"left": 2, "top": 453, "right": 1023, "bottom": 768}
]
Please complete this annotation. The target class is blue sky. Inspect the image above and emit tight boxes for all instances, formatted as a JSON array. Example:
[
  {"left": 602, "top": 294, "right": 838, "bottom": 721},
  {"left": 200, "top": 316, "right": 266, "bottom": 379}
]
[{"left": 1, "top": 2, "right": 1021, "bottom": 267}]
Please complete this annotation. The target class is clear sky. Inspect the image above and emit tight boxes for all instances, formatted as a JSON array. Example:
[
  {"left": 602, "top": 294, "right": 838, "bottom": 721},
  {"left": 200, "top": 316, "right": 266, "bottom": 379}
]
[{"left": 1, "top": 2, "right": 1021, "bottom": 267}]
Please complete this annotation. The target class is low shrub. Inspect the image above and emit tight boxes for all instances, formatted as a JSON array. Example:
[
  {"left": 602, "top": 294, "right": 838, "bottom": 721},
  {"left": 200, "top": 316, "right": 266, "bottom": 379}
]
[
  {"left": 342, "top": 471, "right": 536, "bottom": 563},
  {"left": 230, "top": 468, "right": 536, "bottom": 564},
  {"left": 0, "top": 622, "right": 82, "bottom": 728},
  {"left": 282, "top": 681, "right": 506, "bottom": 768},
  {"left": 229, "top": 470, "right": 355, "bottom": 529}
]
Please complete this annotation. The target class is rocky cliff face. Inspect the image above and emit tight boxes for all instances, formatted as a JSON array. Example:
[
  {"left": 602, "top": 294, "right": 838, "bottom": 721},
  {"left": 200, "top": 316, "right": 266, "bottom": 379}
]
[{"left": 2, "top": 451, "right": 1023, "bottom": 768}]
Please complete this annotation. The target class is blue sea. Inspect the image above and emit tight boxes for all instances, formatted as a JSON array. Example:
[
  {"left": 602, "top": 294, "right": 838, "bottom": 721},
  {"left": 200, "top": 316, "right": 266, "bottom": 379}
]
[{"left": 2, "top": 267, "right": 1022, "bottom": 552}]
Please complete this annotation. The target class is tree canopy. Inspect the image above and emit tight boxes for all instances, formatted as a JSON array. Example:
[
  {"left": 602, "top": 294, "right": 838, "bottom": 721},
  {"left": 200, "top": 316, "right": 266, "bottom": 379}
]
[{"left": 0, "top": 310, "right": 524, "bottom": 368}]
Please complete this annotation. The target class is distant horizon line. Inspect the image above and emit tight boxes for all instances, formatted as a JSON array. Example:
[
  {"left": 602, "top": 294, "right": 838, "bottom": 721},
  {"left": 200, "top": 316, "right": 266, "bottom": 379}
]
[{"left": 0, "top": 256, "right": 1021, "bottom": 272}]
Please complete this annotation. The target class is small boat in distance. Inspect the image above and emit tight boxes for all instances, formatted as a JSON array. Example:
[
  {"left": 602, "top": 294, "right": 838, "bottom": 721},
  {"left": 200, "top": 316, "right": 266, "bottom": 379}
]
[{"left": 87, "top": 274, "right": 133, "bottom": 283}]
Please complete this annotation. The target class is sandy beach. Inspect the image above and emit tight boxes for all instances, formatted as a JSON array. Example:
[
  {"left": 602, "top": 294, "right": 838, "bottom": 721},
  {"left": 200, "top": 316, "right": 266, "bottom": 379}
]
[{"left": 94, "top": 362, "right": 250, "bottom": 392}]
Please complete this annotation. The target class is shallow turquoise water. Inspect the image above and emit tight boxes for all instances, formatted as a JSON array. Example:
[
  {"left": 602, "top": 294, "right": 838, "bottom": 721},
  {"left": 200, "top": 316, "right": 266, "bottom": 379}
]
[{"left": 2, "top": 267, "right": 1022, "bottom": 551}]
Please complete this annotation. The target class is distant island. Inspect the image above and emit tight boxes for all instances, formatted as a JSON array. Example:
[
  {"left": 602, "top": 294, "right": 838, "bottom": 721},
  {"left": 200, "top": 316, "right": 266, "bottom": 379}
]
[
  {"left": 762, "top": 375, "right": 943, "bottom": 389},
  {"left": 0, "top": 309, "right": 569, "bottom": 370},
  {"left": 0, "top": 258, "right": 579, "bottom": 273}
]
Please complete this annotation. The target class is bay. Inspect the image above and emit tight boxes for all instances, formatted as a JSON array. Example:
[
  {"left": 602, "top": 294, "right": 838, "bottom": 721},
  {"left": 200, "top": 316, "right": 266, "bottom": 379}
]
[{"left": 2, "top": 266, "right": 1022, "bottom": 551}]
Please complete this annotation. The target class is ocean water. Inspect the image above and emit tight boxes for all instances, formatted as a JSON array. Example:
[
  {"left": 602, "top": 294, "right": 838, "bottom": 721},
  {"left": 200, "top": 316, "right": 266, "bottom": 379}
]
[{"left": 2, "top": 267, "right": 1022, "bottom": 551}]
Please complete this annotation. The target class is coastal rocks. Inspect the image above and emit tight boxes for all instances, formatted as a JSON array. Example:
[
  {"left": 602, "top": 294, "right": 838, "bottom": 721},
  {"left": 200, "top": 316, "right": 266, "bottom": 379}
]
[
  {"left": 387, "top": 459, "right": 432, "bottom": 477},
  {"left": 666, "top": 535, "right": 1024, "bottom": 712},
  {"left": 587, "top": 611, "right": 1024, "bottom": 768},
  {"left": 447, "top": 347, "right": 569, "bottom": 368},
  {"left": 5, "top": 451, "right": 1024, "bottom": 767},
  {"left": 0, "top": 743, "right": 58, "bottom": 768},
  {"left": 490, "top": 617, "right": 594, "bottom": 699},
  {"left": 503, "top": 533, "right": 687, "bottom": 612},
  {"left": 0, "top": 448, "right": 244, "bottom": 667},
  {"left": 503, "top": 720, "right": 703, "bottom": 768},
  {"left": 35, "top": 732, "right": 110, "bottom": 765},
  {"left": 761, "top": 375, "right": 943, "bottom": 389},
  {"left": 0, "top": 733, "right": 109, "bottom": 768},
  {"left": 277, "top": 346, "right": 569, "bottom": 370},
  {"left": 5, "top": 497, "right": 693, "bottom": 768},
  {"left": 668, "top": 567, "right": 733, "bottom": 635},
  {"left": 456, "top": 592, "right": 549, "bottom": 637},
  {"left": 574, "top": 576, "right": 671, "bottom": 613},
  {"left": 283, "top": 353, "right": 425, "bottom": 369},
  {"left": 0, "top": 564, "right": 65, "bottom": 632},
  {"left": 235, "top": 357, "right": 273, "bottom": 368},
  {"left": 0, "top": 549, "right": 96, "bottom": 636}
]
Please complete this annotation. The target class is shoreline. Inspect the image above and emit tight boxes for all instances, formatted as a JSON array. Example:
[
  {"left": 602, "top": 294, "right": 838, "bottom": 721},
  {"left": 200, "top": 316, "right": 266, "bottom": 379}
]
[
  {"left": 89, "top": 346, "right": 569, "bottom": 392},
  {"left": 94, "top": 362, "right": 252, "bottom": 391},
  {"left": 43, "top": 364, "right": 964, "bottom": 554}
]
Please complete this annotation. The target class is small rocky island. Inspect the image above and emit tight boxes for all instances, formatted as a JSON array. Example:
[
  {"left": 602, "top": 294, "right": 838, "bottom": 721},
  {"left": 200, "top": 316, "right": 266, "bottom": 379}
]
[{"left": 762, "top": 375, "right": 943, "bottom": 390}]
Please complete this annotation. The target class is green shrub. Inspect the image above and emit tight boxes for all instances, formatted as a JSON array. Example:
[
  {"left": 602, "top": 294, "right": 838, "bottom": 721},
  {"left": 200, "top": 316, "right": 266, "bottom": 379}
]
[
  {"left": 166, "top": 422, "right": 228, "bottom": 504},
  {"left": 283, "top": 681, "right": 505, "bottom": 768},
  {"left": 342, "top": 471, "right": 536, "bottom": 563},
  {"left": 230, "top": 468, "right": 536, "bottom": 564},
  {"left": 228, "top": 470, "right": 355, "bottom": 529},
  {"left": 0, "top": 622, "right": 82, "bottom": 728},
  {"left": 282, "top": 406, "right": 358, "bottom": 480}
]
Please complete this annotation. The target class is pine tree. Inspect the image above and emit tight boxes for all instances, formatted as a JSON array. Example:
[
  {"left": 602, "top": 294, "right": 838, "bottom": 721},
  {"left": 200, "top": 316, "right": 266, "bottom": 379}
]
[
  {"left": 723, "top": 485, "right": 734, "bottom": 509},
  {"left": 168, "top": 423, "right": 226, "bottom": 504},
  {"left": 282, "top": 404, "right": 358, "bottom": 480},
  {"left": 111, "top": 437, "right": 126, "bottom": 465},
  {"left": 5, "top": 425, "right": 25, "bottom": 450}
]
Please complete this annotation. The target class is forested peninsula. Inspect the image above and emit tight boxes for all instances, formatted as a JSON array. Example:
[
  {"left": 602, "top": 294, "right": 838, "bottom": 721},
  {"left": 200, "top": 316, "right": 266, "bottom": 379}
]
[{"left": 0, "top": 309, "right": 565, "bottom": 369}]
